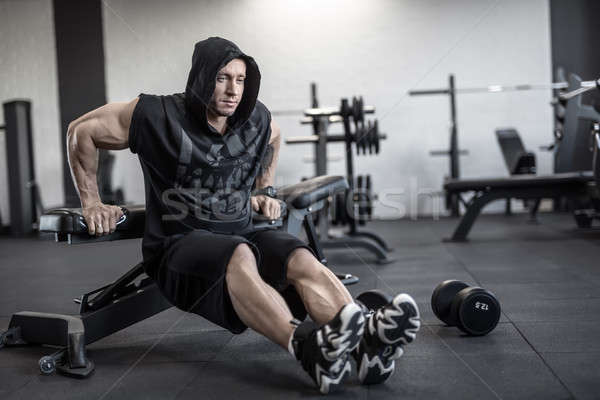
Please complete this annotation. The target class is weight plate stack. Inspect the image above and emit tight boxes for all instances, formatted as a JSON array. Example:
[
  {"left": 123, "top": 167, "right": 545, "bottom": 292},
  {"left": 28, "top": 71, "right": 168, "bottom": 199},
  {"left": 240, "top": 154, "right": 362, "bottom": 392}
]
[
  {"left": 366, "top": 174, "right": 373, "bottom": 220},
  {"left": 356, "top": 175, "right": 367, "bottom": 225}
]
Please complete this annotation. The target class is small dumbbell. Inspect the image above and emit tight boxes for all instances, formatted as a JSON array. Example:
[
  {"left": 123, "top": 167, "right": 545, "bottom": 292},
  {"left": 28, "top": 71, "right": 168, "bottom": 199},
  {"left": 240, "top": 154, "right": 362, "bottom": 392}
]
[{"left": 431, "top": 280, "right": 501, "bottom": 336}]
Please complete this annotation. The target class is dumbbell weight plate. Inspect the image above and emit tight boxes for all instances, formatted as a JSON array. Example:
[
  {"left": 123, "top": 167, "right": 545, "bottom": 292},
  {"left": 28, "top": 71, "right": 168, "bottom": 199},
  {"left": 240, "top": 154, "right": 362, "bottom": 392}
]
[
  {"left": 363, "top": 123, "right": 369, "bottom": 155},
  {"left": 356, "top": 175, "right": 363, "bottom": 213},
  {"left": 374, "top": 120, "right": 380, "bottom": 154},
  {"left": 356, "top": 124, "right": 362, "bottom": 155},
  {"left": 340, "top": 98, "right": 351, "bottom": 119},
  {"left": 352, "top": 97, "right": 360, "bottom": 122},
  {"left": 431, "top": 280, "right": 470, "bottom": 326},
  {"left": 451, "top": 287, "right": 501, "bottom": 336},
  {"left": 358, "top": 96, "right": 365, "bottom": 123},
  {"left": 363, "top": 124, "right": 369, "bottom": 155},
  {"left": 354, "top": 123, "right": 361, "bottom": 155},
  {"left": 366, "top": 175, "right": 373, "bottom": 219},
  {"left": 360, "top": 121, "right": 369, "bottom": 154},
  {"left": 366, "top": 121, "right": 372, "bottom": 154},
  {"left": 356, "top": 175, "right": 367, "bottom": 225}
]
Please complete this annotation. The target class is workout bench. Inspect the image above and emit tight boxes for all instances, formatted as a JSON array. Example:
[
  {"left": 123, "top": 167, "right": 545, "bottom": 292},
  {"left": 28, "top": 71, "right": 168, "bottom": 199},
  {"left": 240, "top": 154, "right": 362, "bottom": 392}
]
[
  {"left": 443, "top": 171, "right": 595, "bottom": 242},
  {"left": 0, "top": 175, "right": 358, "bottom": 378}
]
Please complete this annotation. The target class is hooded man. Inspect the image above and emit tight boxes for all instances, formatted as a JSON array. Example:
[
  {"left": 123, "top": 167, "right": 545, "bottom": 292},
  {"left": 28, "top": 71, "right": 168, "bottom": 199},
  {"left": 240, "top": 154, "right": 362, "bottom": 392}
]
[{"left": 66, "top": 37, "right": 420, "bottom": 394}]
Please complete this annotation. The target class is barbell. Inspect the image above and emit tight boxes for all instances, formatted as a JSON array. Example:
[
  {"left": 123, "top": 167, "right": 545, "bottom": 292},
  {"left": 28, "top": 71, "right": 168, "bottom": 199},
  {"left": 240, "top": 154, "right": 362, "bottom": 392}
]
[
  {"left": 408, "top": 78, "right": 599, "bottom": 97},
  {"left": 272, "top": 97, "right": 375, "bottom": 120}
]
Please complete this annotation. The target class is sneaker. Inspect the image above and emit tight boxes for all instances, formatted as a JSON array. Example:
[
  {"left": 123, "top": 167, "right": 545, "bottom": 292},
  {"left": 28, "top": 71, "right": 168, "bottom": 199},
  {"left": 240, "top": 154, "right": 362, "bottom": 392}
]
[
  {"left": 353, "top": 293, "right": 420, "bottom": 385},
  {"left": 292, "top": 303, "right": 365, "bottom": 394}
]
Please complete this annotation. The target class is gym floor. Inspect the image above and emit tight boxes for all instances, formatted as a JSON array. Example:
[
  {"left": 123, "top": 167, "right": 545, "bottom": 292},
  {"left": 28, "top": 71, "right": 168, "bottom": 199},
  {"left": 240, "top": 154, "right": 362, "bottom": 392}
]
[{"left": 1, "top": 213, "right": 599, "bottom": 399}]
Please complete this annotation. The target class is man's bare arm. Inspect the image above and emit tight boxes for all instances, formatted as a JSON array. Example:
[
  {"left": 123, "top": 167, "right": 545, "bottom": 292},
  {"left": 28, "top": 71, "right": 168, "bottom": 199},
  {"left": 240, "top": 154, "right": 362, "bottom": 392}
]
[
  {"left": 255, "top": 119, "right": 281, "bottom": 189},
  {"left": 66, "top": 97, "right": 139, "bottom": 234},
  {"left": 251, "top": 119, "right": 282, "bottom": 219}
]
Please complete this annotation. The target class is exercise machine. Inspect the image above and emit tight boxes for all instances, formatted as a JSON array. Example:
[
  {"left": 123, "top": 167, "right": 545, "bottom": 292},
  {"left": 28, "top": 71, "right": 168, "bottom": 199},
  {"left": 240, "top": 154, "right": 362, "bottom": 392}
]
[{"left": 286, "top": 92, "right": 393, "bottom": 264}]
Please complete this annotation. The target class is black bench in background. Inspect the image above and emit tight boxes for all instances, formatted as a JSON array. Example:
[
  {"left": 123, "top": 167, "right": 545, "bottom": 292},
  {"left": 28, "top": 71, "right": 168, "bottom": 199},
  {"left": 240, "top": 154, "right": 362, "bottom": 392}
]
[{"left": 444, "top": 171, "right": 594, "bottom": 242}]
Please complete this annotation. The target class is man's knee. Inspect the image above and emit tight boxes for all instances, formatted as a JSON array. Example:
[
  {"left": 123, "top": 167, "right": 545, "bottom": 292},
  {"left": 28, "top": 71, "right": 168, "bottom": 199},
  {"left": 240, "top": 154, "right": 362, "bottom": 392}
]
[
  {"left": 226, "top": 243, "right": 258, "bottom": 279},
  {"left": 287, "top": 247, "right": 326, "bottom": 283}
]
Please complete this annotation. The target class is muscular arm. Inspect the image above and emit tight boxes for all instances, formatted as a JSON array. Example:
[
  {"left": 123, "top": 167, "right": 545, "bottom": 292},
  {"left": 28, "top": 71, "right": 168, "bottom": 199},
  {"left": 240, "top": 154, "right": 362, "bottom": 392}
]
[
  {"left": 251, "top": 119, "right": 282, "bottom": 219},
  {"left": 255, "top": 119, "right": 281, "bottom": 189},
  {"left": 66, "top": 97, "right": 138, "bottom": 234}
]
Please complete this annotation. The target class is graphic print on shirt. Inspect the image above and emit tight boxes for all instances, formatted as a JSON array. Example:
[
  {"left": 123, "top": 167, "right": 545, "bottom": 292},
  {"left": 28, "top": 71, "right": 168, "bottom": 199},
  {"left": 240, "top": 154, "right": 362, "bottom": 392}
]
[{"left": 170, "top": 122, "right": 263, "bottom": 223}]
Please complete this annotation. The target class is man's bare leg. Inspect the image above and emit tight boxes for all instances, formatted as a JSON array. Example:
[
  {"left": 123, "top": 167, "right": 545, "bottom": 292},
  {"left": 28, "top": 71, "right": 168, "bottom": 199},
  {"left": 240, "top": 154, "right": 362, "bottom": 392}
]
[
  {"left": 226, "top": 243, "right": 295, "bottom": 349},
  {"left": 225, "top": 244, "right": 355, "bottom": 344},
  {"left": 285, "top": 249, "right": 422, "bottom": 388},
  {"left": 286, "top": 248, "right": 354, "bottom": 325},
  {"left": 226, "top": 244, "right": 365, "bottom": 394}
]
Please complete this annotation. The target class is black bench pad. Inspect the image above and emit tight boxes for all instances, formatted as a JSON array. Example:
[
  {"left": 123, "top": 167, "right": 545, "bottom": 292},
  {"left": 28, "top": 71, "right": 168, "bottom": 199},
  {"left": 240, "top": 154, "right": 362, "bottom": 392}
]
[
  {"left": 443, "top": 171, "right": 595, "bottom": 242},
  {"left": 39, "top": 205, "right": 147, "bottom": 236},
  {"left": 445, "top": 171, "right": 593, "bottom": 192},
  {"left": 278, "top": 175, "right": 348, "bottom": 209}
]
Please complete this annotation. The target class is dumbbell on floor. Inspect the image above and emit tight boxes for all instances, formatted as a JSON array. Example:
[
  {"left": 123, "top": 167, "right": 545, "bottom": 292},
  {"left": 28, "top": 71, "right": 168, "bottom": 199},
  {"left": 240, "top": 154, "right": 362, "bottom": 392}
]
[{"left": 431, "top": 280, "right": 501, "bottom": 336}]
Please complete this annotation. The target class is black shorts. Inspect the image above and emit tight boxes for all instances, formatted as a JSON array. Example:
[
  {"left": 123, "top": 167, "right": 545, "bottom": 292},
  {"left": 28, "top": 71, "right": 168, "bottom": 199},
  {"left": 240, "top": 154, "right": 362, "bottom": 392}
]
[{"left": 152, "top": 228, "right": 315, "bottom": 334}]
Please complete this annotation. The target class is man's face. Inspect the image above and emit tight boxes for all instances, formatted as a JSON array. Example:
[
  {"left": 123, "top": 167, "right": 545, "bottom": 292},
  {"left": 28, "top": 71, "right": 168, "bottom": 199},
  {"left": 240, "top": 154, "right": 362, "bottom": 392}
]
[{"left": 208, "top": 58, "right": 246, "bottom": 117}]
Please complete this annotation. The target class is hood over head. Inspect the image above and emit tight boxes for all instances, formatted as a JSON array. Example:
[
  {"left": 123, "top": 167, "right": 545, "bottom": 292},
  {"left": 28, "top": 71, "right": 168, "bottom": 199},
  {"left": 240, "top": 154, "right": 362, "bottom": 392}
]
[{"left": 185, "top": 37, "right": 261, "bottom": 131}]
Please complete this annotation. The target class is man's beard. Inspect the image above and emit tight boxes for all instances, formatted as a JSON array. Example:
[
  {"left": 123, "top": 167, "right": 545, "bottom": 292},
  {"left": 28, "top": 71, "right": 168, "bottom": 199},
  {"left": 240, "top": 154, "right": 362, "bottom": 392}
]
[
  {"left": 216, "top": 108, "right": 234, "bottom": 117},
  {"left": 208, "top": 101, "right": 235, "bottom": 117}
]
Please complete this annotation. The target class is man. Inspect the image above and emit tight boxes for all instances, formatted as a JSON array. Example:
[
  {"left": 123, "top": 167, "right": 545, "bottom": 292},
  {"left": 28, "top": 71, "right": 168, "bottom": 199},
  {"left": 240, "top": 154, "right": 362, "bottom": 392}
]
[{"left": 66, "top": 37, "right": 420, "bottom": 394}]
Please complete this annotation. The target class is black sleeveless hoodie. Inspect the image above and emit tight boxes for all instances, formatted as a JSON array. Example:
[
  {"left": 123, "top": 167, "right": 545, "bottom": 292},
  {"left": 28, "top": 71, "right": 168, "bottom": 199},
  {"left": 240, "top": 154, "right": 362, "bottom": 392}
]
[{"left": 128, "top": 37, "right": 272, "bottom": 273}]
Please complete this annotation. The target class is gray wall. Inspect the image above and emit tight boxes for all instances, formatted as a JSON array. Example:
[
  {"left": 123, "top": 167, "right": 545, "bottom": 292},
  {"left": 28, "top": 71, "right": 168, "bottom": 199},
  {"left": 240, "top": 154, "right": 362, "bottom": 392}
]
[
  {"left": 0, "top": 0, "right": 62, "bottom": 224},
  {"left": 103, "top": 0, "right": 553, "bottom": 218},
  {"left": 1, "top": 0, "right": 553, "bottom": 220}
]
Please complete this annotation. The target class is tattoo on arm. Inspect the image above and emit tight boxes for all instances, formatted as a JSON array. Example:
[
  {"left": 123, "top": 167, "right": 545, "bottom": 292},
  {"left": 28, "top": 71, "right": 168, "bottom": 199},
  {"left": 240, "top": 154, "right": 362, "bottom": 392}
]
[
  {"left": 258, "top": 144, "right": 274, "bottom": 178},
  {"left": 256, "top": 132, "right": 280, "bottom": 188}
]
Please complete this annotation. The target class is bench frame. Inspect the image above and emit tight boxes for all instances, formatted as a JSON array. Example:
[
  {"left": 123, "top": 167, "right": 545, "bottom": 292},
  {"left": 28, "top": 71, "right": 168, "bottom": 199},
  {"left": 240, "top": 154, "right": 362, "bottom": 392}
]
[
  {"left": 0, "top": 175, "right": 357, "bottom": 378},
  {"left": 444, "top": 176, "right": 592, "bottom": 242}
]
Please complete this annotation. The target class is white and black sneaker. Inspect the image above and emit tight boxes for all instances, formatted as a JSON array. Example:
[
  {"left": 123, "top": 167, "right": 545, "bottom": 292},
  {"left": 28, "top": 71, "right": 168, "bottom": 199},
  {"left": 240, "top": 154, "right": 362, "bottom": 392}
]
[
  {"left": 292, "top": 303, "right": 365, "bottom": 394},
  {"left": 353, "top": 293, "right": 420, "bottom": 385}
]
